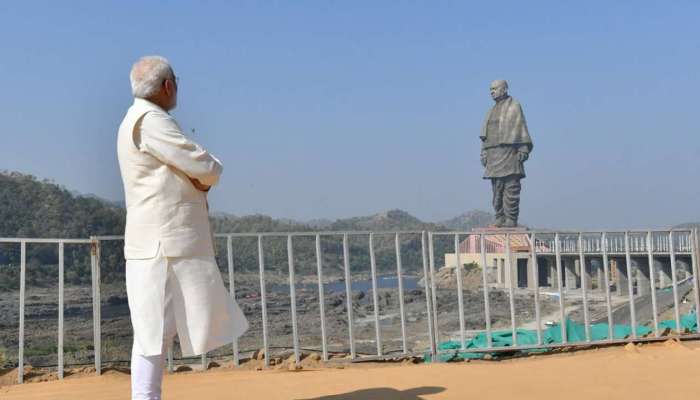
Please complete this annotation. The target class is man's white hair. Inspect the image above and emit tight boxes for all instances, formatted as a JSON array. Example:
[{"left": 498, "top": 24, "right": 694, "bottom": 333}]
[{"left": 130, "top": 56, "right": 174, "bottom": 98}]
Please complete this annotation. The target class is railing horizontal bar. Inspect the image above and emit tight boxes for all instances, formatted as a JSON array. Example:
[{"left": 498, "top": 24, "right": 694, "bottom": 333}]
[
  {"left": 0, "top": 238, "right": 94, "bottom": 244},
  {"left": 525, "top": 251, "right": 694, "bottom": 255},
  {"left": 88, "top": 235, "right": 124, "bottom": 241},
  {"left": 467, "top": 229, "right": 694, "bottom": 235},
  {"left": 219, "top": 231, "right": 427, "bottom": 237},
  {"left": 433, "top": 333, "right": 700, "bottom": 355},
  {"left": 343, "top": 351, "right": 427, "bottom": 363},
  {"left": 92, "top": 232, "right": 428, "bottom": 240},
  {"left": 76, "top": 228, "right": 697, "bottom": 242}
]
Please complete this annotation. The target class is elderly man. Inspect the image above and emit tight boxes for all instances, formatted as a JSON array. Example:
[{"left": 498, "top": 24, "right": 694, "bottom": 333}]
[
  {"left": 480, "top": 80, "right": 533, "bottom": 228},
  {"left": 117, "top": 56, "right": 248, "bottom": 400}
]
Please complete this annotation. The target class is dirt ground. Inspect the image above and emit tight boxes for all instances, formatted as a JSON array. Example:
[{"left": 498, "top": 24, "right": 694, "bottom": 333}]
[{"left": 2, "top": 339, "right": 700, "bottom": 400}]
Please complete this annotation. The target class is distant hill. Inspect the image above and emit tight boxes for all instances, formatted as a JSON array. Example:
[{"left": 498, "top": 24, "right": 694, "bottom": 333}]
[
  {"left": 0, "top": 171, "right": 496, "bottom": 287},
  {"left": 0, "top": 171, "right": 126, "bottom": 239},
  {"left": 69, "top": 190, "right": 125, "bottom": 209},
  {"left": 0, "top": 171, "right": 126, "bottom": 289},
  {"left": 306, "top": 218, "right": 334, "bottom": 230},
  {"left": 210, "top": 213, "right": 312, "bottom": 234},
  {"left": 439, "top": 210, "right": 494, "bottom": 231},
  {"left": 327, "top": 209, "right": 442, "bottom": 231}
]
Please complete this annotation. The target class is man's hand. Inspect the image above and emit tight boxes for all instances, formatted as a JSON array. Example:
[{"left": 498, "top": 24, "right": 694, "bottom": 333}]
[
  {"left": 189, "top": 177, "right": 211, "bottom": 192},
  {"left": 518, "top": 151, "right": 529, "bottom": 163},
  {"left": 480, "top": 152, "right": 487, "bottom": 167}
]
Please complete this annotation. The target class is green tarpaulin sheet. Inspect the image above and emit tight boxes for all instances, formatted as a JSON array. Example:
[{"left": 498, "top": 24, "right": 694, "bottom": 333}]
[{"left": 426, "top": 313, "right": 697, "bottom": 362}]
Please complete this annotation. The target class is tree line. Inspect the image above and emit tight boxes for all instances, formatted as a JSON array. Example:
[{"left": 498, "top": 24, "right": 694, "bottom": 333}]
[{"left": 0, "top": 172, "right": 467, "bottom": 290}]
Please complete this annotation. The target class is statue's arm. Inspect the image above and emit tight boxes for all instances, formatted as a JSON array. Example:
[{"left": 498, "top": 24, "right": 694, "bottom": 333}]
[{"left": 517, "top": 143, "right": 529, "bottom": 162}]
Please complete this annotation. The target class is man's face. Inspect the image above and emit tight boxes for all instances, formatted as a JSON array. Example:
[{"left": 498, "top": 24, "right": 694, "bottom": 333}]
[{"left": 490, "top": 82, "right": 507, "bottom": 101}]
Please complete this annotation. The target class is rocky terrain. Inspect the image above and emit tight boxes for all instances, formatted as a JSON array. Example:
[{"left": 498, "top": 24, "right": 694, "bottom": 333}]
[{"left": 0, "top": 270, "right": 567, "bottom": 369}]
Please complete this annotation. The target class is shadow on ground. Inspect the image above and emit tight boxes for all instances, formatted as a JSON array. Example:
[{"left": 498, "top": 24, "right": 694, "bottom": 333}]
[{"left": 298, "top": 386, "right": 445, "bottom": 399}]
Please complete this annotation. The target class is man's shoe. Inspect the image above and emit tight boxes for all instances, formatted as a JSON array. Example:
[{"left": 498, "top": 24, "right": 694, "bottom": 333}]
[{"left": 494, "top": 217, "right": 505, "bottom": 227}]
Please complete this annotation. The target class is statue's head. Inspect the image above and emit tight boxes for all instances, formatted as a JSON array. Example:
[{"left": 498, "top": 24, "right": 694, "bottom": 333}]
[{"left": 489, "top": 80, "right": 509, "bottom": 101}]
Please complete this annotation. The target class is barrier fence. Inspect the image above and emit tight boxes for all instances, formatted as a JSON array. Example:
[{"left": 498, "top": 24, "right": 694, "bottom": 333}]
[{"left": 3, "top": 228, "right": 700, "bottom": 384}]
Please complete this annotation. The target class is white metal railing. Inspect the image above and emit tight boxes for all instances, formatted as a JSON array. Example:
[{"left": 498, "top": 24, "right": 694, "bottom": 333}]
[
  {"left": 4, "top": 228, "right": 700, "bottom": 384},
  {"left": 0, "top": 238, "right": 95, "bottom": 384},
  {"left": 529, "top": 230, "right": 694, "bottom": 255}
]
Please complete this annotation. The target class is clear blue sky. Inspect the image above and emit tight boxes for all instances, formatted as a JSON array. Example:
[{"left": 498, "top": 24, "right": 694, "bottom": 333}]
[{"left": 1, "top": 1, "right": 698, "bottom": 229}]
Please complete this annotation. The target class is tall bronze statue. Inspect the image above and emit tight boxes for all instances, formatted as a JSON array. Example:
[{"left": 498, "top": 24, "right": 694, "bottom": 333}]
[{"left": 480, "top": 80, "right": 533, "bottom": 228}]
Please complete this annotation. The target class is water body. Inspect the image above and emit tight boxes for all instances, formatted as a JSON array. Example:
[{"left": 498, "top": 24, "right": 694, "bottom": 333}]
[{"left": 268, "top": 275, "right": 419, "bottom": 294}]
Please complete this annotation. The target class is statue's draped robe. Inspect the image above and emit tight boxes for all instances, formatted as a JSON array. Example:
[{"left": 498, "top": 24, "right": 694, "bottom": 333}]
[{"left": 480, "top": 96, "right": 533, "bottom": 179}]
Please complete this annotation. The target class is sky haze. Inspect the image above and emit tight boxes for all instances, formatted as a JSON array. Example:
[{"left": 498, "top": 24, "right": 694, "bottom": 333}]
[{"left": 1, "top": 1, "right": 698, "bottom": 229}]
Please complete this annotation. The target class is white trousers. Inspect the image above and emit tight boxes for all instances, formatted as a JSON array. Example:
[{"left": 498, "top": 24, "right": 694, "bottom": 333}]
[{"left": 131, "top": 267, "right": 177, "bottom": 400}]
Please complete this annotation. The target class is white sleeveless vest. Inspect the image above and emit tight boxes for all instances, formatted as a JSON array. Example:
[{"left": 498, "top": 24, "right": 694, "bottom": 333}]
[{"left": 117, "top": 98, "right": 221, "bottom": 259}]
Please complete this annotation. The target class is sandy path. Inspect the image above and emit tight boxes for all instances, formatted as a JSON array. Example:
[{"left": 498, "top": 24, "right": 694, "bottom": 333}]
[{"left": 2, "top": 340, "right": 700, "bottom": 399}]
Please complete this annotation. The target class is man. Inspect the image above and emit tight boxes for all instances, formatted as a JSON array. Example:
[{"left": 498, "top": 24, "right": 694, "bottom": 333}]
[
  {"left": 117, "top": 56, "right": 248, "bottom": 400},
  {"left": 480, "top": 80, "right": 533, "bottom": 228}
]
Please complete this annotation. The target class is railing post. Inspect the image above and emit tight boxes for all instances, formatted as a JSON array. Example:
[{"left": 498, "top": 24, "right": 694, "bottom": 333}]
[
  {"left": 342, "top": 234, "right": 356, "bottom": 359},
  {"left": 395, "top": 233, "right": 408, "bottom": 354},
  {"left": 428, "top": 232, "right": 440, "bottom": 360},
  {"left": 90, "top": 237, "right": 102, "bottom": 375},
  {"left": 505, "top": 233, "right": 517, "bottom": 346},
  {"left": 692, "top": 229, "right": 700, "bottom": 332},
  {"left": 480, "top": 234, "right": 493, "bottom": 348},
  {"left": 420, "top": 232, "right": 437, "bottom": 359},
  {"left": 554, "top": 233, "right": 567, "bottom": 344},
  {"left": 257, "top": 235, "right": 269, "bottom": 367},
  {"left": 18, "top": 241, "right": 26, "bottom": 384},
  {"left": 369, "top": 233, "right": 382, "bottom": 357},
  {"left": 287, "top": 235, "right": 300, "bottom": 364},
  {"left": 315, "top": 234, "right": 328, "bottom": 361},
  {"left": 647, "top": 231, "right": 660, "bottom": 337},
  {"left": 578, "top": 233, "right": 590, "bottom": 342},
  {"left": 669, "top": 232, "right": 681, "bottom": 333},
  {"left": 226, "top": 235, "right": 239, "bottom": 366},
  {"left": 531, "top": 233, "right": 542, "bottom": 345},
  {"left": 624, "top": 232, "right": 637, "bottom": 340},
  {"left": 167, "top": 345, "right": 173, "bottom": 373},
  {"left": 58, "top": 241, "right": 65, "bottom": 379},
  {"left": 453, "top": 234, "right": 466, "bottom": 350},
  {"left": 601, "top": 233, "right": 614, "bottom": 342}
]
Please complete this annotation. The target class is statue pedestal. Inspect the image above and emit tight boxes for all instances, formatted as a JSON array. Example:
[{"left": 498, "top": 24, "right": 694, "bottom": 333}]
[{"left": 468, "top": 226, "right": 532, "bottom": 289}]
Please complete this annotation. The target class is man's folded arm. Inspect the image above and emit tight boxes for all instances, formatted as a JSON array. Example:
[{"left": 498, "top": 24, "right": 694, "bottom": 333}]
[{"left": 139, "top": 111, "right": 223, "bottom": 186}]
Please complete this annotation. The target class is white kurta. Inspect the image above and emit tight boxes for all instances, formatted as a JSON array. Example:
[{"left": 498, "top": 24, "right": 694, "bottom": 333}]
[
  {"left": 126, "top": 251, "right": 248, "bottom": 357},
  {"left": 117, "top": 98, "right": 248, "bottom": 357}
]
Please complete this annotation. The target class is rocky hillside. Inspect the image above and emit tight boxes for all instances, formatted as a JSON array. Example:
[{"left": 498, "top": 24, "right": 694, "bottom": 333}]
[
  {"left": 328, "top": 209, "right": 442, "bottom": 232},
  {"left": 0, "top": 171, "right": 495, "bottom": 288},
  {"left": 439, "top": 210, "right": 494, "bottom": 231}
]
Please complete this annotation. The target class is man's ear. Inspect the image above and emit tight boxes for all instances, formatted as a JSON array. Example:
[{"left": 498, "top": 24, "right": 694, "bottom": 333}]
[{"left": 164, "top": 79, "right": 175, "bottom": 96}]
